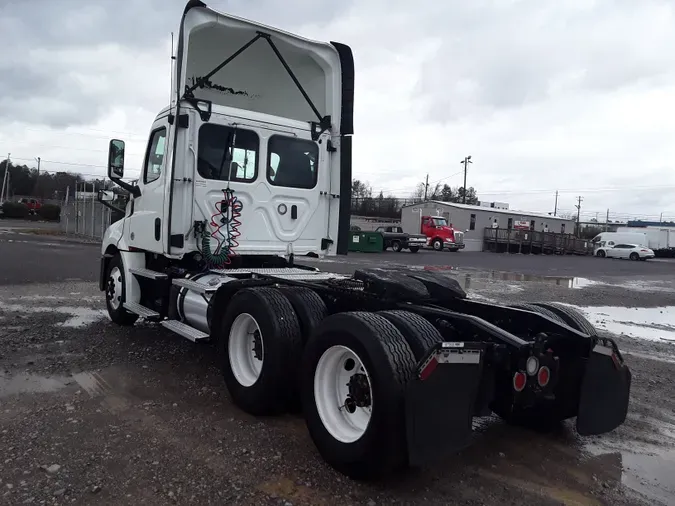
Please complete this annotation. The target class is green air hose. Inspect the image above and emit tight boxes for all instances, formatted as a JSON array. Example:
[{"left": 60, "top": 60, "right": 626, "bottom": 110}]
[{"left": 201, "top": 233, "right": 230, "bottom": 266}]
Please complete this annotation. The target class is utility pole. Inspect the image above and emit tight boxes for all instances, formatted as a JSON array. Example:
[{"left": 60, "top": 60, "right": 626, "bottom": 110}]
[
  {"left": 460, "top": 155, "right": 472, "bottom": 204},
  {"left": 606, "top": 209, "right": 609, "bottom": 232},
  {"left": 554, "top": 190, "right": 558, "bottom": 216},
  {"left": 575, "top": 196, "right": 583, "bottom": 236},
  {"left": 423, "top": 174, "right": 429, "bottom": 201},
  {"left": 33, "top": 156, "right": 41, "bottom": 196},
  {"left": 0, "top": 153, "right": 10, "bottom": 203}
]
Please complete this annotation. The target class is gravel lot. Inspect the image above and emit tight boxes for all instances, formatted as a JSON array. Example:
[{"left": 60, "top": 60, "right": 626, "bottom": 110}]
[{"left": 1, "top": 230, "right": 674, "bottom": 505}]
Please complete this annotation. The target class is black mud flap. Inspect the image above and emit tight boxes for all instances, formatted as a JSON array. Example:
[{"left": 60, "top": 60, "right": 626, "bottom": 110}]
[
  {"left": 405, "top": 342, "right": 484, "bottom": 467},
  {"left": 576, "top": 341, "right": 631, "bottom": 436}
]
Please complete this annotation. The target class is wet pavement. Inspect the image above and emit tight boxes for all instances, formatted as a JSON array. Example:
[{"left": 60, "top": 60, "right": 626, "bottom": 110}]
[{"left": 1, "top": 235, "right": 675, "bottom": 504}]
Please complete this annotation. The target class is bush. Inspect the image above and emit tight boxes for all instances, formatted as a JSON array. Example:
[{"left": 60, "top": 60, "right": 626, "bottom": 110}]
[
  {"left": 1, "top": 201, "right": 30, "bottom": 219},
  {"left": 37, "top": 204, "right": 61, "bottom": 221}
]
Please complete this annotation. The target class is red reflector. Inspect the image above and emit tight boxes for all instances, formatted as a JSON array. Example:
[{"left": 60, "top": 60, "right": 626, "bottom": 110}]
[
  {"left": 611, "top": 353, "right": 621, "bottom": 369},
  {"left": 537, "top": 366, "right": 550, "bottom": 387},
  {"left": 419, "top": 357, "right": 438, "bottom": 381},
  {"left": 513, "top": 371, "right": 526, "bottom": 392}
]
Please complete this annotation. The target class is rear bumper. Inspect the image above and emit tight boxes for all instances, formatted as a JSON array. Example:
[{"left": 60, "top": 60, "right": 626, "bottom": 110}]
[{"left": 404, "top": 337, "right": 631, "bottom": 466}]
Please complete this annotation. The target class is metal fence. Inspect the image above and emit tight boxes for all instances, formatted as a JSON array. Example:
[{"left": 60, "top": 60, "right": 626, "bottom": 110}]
[{"left": 59, "top": 183, "right": 115, "bottom": 240}]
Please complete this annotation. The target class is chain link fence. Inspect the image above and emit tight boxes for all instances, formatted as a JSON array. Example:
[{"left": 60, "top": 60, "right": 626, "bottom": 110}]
[{"left": 59, "top": 182, "right": 119, "bottom": 240}]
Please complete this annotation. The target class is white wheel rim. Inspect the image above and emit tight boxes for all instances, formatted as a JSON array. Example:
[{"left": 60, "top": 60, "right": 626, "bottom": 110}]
[
  {"left": 228, "top": 313, "right": 264, "bottom": 387},
  {"left": 107, "top": 266, "right": 123, "bottom": 310},
  {"left": 314, "top": 345, "right": 373, "bottom": 444}
]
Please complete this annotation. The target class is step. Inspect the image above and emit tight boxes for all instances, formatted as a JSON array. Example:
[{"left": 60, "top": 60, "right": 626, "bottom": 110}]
[
  {"left": 161, "top": 320, "right": 209, "bottom": 342},
  {"left": 172, "top": 277, "right": 220, "bottom": 294},
  {"left": 129, "top": 267, "right": 168, "bottom": 280},
  {"left": 123, "top": 301, "right": 160, "bottom": 319}
]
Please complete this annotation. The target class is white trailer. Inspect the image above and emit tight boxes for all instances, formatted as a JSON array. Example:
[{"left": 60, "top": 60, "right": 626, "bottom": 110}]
[
  {"left": 621, "top": 227, "right": 675, "bottom": 257},
  {"left": 98, "top": 0, "right": 632, "bottom": 481}
]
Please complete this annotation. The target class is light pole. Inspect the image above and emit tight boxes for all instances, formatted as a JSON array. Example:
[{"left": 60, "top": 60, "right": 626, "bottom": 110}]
[{"left": 461, "top": 155, "right": 472, "bottom": 204}]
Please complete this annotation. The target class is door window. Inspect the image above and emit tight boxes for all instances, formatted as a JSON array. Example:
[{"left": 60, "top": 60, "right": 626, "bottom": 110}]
[
  {"left": 267, "top": 136, "right": 318, "bottom": 189},
  {"left": 143, "top": 128, "right": 167, "bottom": 184},
  {"left": 197, "top": 124, "right": 259, "bottom": 182}
]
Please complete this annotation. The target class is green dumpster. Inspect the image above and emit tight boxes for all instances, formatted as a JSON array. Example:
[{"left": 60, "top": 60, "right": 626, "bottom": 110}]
[{"left": 348, "top": 231, "right": 384, "bottom": 253}]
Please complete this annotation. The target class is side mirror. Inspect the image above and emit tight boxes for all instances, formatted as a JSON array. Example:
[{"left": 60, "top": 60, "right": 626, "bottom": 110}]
[{"left": 108, "top": 139, "right": 125, "bottom": 179}]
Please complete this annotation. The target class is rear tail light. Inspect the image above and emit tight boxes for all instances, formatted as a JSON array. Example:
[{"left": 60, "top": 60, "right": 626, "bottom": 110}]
[
  {"left": 513, "top": 371, "right": 527, "bottom": 392},
  {"left": 641, "top": 249, "right": 649, "bottom": 252},
  {"left": 537, "top": 366, "right": 551, "bottom": 387}
]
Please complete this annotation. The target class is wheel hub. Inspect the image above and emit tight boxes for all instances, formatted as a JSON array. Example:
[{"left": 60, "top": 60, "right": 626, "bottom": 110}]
[
  {"left": 346, "top": 373, "right": 371, "bottom": 410},
  {"left": 251, "top": 330, "right": 263, "bottom": 360}
]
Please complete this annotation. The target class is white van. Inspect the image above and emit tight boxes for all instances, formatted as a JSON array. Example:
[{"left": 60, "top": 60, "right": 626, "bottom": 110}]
[{"left": 591, "top": 231, "right": 648, "bottom": 253}]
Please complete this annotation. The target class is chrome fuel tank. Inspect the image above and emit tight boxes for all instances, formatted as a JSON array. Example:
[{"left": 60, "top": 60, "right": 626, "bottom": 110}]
[{"left": 176, "top": 273, "right": 231, "bottom": 334}]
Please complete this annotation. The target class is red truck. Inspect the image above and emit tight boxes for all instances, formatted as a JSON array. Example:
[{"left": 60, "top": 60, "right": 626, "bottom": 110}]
[
  {"left": 402, "top": 213, "right": 465, "bottom": 252},
  {"left": 18, "top": 197, "right": 42, "bottom": 215}
]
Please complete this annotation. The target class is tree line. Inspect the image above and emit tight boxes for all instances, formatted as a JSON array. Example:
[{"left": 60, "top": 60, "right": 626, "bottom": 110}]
[
  {"left": 351, "top": 180, "right": 479, "bottom": 219},
  {"left": 0, "top": 160, "right": 119, "bottom": 201}
]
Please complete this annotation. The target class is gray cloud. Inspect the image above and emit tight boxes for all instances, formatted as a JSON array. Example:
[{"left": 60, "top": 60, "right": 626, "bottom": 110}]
[{"left": 0, "top": 0, "right": 353, "bottom": 128}]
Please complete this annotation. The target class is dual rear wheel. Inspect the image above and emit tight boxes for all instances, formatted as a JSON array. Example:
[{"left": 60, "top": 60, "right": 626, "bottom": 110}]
[{"left": 218, "top": 288, "right": 443, "bottom": 479}]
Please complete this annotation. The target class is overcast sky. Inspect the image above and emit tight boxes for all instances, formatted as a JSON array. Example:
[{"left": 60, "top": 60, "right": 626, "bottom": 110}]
[{"left": 1, "top": 0, "right": 674, "bottom": 221}]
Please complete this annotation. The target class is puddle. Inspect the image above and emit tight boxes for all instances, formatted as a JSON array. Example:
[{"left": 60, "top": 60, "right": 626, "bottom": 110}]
[
  {"left": 575, "top": 306, "right": 675, "bottom": 343},
  {"left": 585, "top": 441, "right": 675, "bottom": 505},
  {"left": 0, "top": 373, "right": 71, "bottom": 397},
  {"left": 0, "top": 302, "right": 106, "bottom": 328},
  {"left": 443, "top": 271, "right": 598, "bottom": 291}
]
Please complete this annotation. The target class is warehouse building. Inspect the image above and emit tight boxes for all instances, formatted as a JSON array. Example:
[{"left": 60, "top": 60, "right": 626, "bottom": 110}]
[{"left": 400, "top": 201, "right": 576, "bottom": 252}]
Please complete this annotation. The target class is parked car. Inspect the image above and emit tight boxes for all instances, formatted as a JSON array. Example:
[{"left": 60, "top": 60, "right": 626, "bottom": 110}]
[
  {"left": 375, "top": 225, "right": 428, "bottom": 253},
  {"left": 17, "top": 197, "right": 42, "bottom": 215},
  {"left": 595, "top": 243, "right": 655, "bottom": 261}
]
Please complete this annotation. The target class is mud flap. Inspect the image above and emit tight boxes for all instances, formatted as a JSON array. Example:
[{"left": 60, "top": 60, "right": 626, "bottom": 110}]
[
  {"left": 576, "top": 342, "right": 631, "bottom": 436},
  {"left": 405, "top": 342, "right": 484, "bottom": 466}
]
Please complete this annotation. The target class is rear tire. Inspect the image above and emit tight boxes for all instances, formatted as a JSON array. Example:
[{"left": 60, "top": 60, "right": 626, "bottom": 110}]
[
  {"left": 531, "top": 301, "right": 597, "bottom": 337},
  {"left": 597, "top": 250, "right": 606, "bottom": 258},
  {"left": 302, "top": 312, "right": 415, "bottom": 480},
  {"left": 275, "top": 286, "right": 327, "bottom": 344},
  {"left": 104, "top": 254, "right": 138, "bottom": 326},
  {"left": 378, "top": 310, "right": 442, "bottom": 360},
  {"left": 219, "top": 287, "right": 302, "bottom": 415},
  {"left": 629, "top": 252, "right": 639, "bottom": 261}
]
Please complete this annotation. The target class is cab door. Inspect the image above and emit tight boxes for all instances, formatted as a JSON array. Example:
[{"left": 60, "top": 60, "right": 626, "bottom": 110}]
[{"left": 126, "top": 117, "right": 169, "bottom": 253}]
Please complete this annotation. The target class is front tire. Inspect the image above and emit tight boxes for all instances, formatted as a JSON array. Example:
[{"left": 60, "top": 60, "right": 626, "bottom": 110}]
[
  {"left": 105, "top": 254, "right": 138, "bottom": 326},
  {"left": 408, "top": 246, "right": 419, "bottom": 253},
  {"left": 391, "top": 240, "right": 402, "bottom": 252},
  {"left": 220, "top": 287, "right": 302, "bottom": 415},
  {"left": 432, "top": 238, "right": 443, "bottom": 251},
  {"left": 302, "top": 312, "right": 416, "bottom": 480}
]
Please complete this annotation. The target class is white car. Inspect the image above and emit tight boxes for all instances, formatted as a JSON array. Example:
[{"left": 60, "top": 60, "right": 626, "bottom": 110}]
[{"left": 595, "top": 243, "right": 655, "bottom": 261}]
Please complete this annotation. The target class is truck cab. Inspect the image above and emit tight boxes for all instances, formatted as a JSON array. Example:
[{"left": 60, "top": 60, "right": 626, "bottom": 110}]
[
  {"left": 421, "top": 215, "right": 465, "bottom": 252},
  {"left": 102, "top": 1, "right": 353, "bottom": 275}
]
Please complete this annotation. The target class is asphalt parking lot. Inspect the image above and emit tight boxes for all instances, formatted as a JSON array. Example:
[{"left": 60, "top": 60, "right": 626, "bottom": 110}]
[{"left": 1, "top": 228, "right": 674, "bottom": 505}]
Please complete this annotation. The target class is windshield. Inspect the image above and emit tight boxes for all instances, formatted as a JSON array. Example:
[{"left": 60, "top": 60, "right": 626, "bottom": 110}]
[{"left": 432, "top": 218, "right": 448, "bottom": 227}]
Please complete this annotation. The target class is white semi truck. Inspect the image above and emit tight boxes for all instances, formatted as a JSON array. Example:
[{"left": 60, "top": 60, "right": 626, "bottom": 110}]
[{"left": 100, "top": 0, "right": 632, "bottom": 480}]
